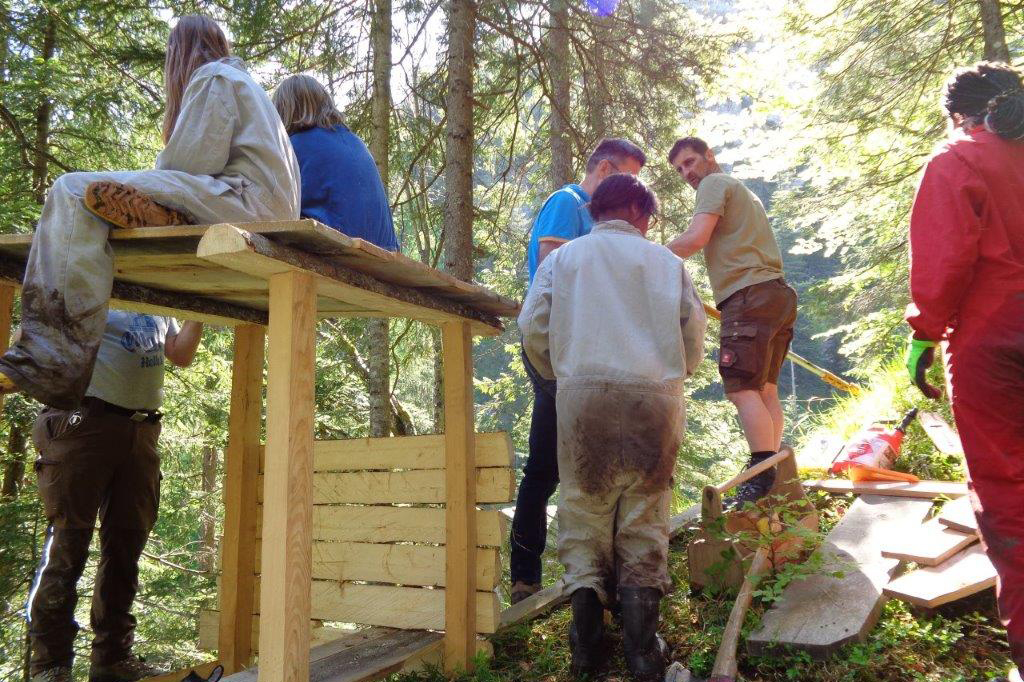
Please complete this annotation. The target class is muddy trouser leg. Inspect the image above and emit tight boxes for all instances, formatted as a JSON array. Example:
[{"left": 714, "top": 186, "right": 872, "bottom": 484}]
[
  {"left": 27, "top": 527, "right": 94, "bottom": 675},
  {"left": 946, "top": 298, "right": 1024, "bottom": 671},
  {"left": 615, "top": 482, "right": 673, "bottom": 595},
  {"left": 0, "top": 170, "right": 285, "bottom": 409},
  {"left": 556, "top": 386, "right": 620, "bottom": 606},
  {"left": 91, "top": 419, "right": 161, "bottom": 665},
  {"left": 510, "top": 349, "right": 559, "bottom": 585}
]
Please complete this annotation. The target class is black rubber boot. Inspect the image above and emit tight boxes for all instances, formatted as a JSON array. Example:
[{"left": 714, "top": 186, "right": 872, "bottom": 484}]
[
  {"left": 726, "top": 451, "right": 777, "bottom": 510},
  {"left": 569, "top": 588, "right": 604, "bottom": 679},
  {"left": 619, "top": 587, "right": 669, "bottom": 682}
]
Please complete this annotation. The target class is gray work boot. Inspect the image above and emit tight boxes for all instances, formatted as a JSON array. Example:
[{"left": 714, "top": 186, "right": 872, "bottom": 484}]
[
  {"left": 620, "top": 587, "right": 669, "bottom": 682},
  {"left": 89, "top": 655, "right": 165, "bottom": 682},
  {"left": 510, "top": 580, "right": 540, "bottom": 605},
  {"left": 569, "top": 587, "right": 605, "bottom": 678},
  {"left": 31, "top": 668, "right": 72, "bottom": 682},
  {"left": 726, "top": 452, "right": 777, "bottom": 510}
]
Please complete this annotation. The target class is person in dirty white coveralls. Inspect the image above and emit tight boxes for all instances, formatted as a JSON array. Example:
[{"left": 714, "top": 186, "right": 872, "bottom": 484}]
[
  {"left": 519, "top": 174, "right": 706, "bottom": 682},
  {"left": 0, "top": 15, "right": 299, "bottom": 409}
]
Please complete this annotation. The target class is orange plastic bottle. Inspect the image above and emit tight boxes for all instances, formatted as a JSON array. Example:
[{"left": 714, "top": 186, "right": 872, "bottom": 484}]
[{"left": 831, "top": 409, "right": 920, "bottom": 483}]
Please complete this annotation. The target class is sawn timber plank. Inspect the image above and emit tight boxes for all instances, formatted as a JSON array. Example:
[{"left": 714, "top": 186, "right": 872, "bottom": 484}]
[
  {"left": 880, "top": 517, "right": 978, "bottom": 566},
  {"left": 746, "top": 495, "right": 932, "bottom": 659},
  {"left": 938, "top": 496, "right": 978, "bottom": 534},
  {"left": 918, "top": 411, "right": 965, "bottom": 456},
  {"left": 883, "top": 544, "right": 996, "bottom": 608},
  {"left": 803, "top": 479, "right": 968, "bottom": 499}
]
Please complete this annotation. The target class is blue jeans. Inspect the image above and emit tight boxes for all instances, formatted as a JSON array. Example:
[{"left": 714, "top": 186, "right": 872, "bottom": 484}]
[{"left": 510, "top": 350, "right": 559, "bottom": 585}]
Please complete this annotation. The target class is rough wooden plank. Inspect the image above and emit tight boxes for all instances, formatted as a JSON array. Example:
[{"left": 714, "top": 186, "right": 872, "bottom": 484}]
[
  {"left": 258, "top": 271, "right": 317, "bottom": 682},
  {"left": 919, "top": 411, "right": 965, "bottom": 456},
  {"left": 884, "top": 544, "right": 996, "bottom": 608},
  {"left": 200, "top": 610, "right": 341, "bottom": 652},
  {"left": 747, "top": 495, "right": 932, "bottom": 660},
  {"left": 803, "top": 479, "right": 967, "bottom": 499},
  {"left": 256, "top": 432, "right": 512, "bottom": 473},
  {"left": 254, "top": 506, "right": 507, "bottom": 547},
  {"left": 442, "top": 321, "right": 477, "bottom": 671},
  {"left": 880, "top": 518, "right": 978, "bottom": 566},
  {"left": 196, "top": 224, "right": 503, "bottom": 336},
  {"left": 252, "top": 541, "right": 499, "bottom": 589},
  {"left": 255, "top": 467, "right": 514, "bottom": 505},
  {"left": 938, "top": 495, "right": 978, "bottom": 534},
  {"left": 0, "top": 283, "right": 14, "bottom": 414},
  {"left": 141, "top": 661, "right": 222, "bottom": 682},
  {"left": 251, "top": 580, "right": 499, "bottom": 633},
  {"left": 218, "top": 325, "right": 265, "bottom": 674}
]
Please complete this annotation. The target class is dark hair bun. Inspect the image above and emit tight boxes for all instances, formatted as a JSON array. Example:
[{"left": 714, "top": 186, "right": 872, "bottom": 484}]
[
  {"left": 590, "top": 173, "right": 659, "bottom": 220},
  {"left": 987, "top": 89, "right": 1024, "bottom": 140}
]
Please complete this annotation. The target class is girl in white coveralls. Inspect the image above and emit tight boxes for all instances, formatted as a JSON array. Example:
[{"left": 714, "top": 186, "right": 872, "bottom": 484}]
[
  {"left": 519, "top": 174, "right": 706, "bottom": 681},
  {"left": 0, "top": 16, "right": 300, "bottom": 409}
]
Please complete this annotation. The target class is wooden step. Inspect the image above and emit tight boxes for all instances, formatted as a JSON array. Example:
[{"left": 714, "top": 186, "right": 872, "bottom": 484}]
[
  {"left": 884, "top": 544, "right": 996, "bottom": 608},
  {"left": 880, "top": 517, "right": 978, "bottom": 566},
  {"left": 938, "top": 496, "right": 977, "bottom": 534}
]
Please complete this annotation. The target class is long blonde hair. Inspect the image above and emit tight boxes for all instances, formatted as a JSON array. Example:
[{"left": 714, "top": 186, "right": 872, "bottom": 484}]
[
  {"left": 162, "top": 15, "right": 231, "bottom": 144},
  {"left": 272, "top": 75, "right": 345, "bottom": 135}
]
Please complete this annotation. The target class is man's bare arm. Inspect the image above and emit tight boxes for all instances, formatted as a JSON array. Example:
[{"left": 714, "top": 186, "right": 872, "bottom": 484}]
[
  {"left": 165, "top": 321, "right": 203, "bottom": 368},
  {"left": 537, "top": 238, "right": 568, "bottom": 267},
  {"left": 667, "top": 213, "right": 720, "bottom": 258}
]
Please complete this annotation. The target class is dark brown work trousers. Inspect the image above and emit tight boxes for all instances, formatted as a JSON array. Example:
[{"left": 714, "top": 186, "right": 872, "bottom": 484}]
[{"left": 27, "top": 398, "right": 161, "bottom": 674}]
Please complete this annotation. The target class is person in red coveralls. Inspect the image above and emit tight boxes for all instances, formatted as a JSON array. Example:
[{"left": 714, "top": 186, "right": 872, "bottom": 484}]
[{"left": 905, "top": 62, "right": 1024, "bottom": 682}]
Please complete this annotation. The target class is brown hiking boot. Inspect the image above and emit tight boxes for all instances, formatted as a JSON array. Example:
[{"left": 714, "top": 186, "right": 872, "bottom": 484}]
[
  {"left": 89, "top": 654, "right": 165, "bottom": 682},
  {"left": 84, "top": 181, "right": 193, "bottom": 229},
  {"left": 31, "top": 668, "right": 72, "bottom": 682}
]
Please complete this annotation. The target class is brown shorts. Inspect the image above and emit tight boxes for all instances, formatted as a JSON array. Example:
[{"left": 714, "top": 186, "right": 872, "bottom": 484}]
[
  {"left": 717, "top": 278, "right": 798, "bottom": 393},
  {"left": 31, "top": 398, "right": 162, "bottom": 530}
]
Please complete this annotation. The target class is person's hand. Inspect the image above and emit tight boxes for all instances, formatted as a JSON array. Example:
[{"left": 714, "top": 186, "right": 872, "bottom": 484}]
[{"left": 905, "top": 337, "right": 941, "bottom": 399}]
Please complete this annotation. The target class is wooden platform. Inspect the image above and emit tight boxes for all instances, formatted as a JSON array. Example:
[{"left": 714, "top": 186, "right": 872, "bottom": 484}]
[{"left": 0, "top": 221, "right": 519, "bottom": 334}]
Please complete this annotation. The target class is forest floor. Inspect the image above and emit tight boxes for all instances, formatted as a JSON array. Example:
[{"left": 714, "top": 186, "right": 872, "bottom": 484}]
[{"left": 393, "top": 490, "right": 1012, "bottom": 682}]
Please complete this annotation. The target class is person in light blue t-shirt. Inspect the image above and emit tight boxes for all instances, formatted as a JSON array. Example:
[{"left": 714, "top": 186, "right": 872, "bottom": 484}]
[{"left": 512, "top": 138, "right": 647, "bottom": 604}]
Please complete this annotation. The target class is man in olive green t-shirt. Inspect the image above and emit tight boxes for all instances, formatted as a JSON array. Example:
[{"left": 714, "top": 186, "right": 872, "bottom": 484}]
[{"left": 666, "top": 136, "right": 798, "bottom": 507}]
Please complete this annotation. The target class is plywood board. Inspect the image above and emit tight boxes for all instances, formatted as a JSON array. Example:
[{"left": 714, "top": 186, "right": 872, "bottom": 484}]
[
  {"left": 255, "top": 506, "right": 508, "bottom": 547},
  {"left": 747, "top": 495, "right": 932, "bottom": 660},
  {"left": 252, "top": 541, "right": 499, "bottom": 590},
  {"left": 803, "top": 479, "right": 967, "bottom": 499},
  {"left": 251, "top": 580, "right": 499, "bottom": 633},
  {"left": 884, "top": 544, "right": 996, "bottom": 608},
  {"left": 255, "top": 467, "right": 515, "bottom": 505},
  {"left": 880, "top": 518, "right": 978, "bottom": 566},
  {"left": 257, "top": 432, "right": 513, "bottom": 473},
  {"left": 919, "top": 411, "right": 965, "bottom": 456},
  {"left": 938, "top": 495, "right": 978, "bottom": 534}
]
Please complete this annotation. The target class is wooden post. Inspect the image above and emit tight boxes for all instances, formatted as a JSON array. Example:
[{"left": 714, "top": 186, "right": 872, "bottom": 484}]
[
  {"left": 258, "top": 271, "right": 317, "bottom": 682},
  {"left": 0, "top": 284, "right": 15, "bottom": 414},
  {"left": 218, "top": 324, "right": 265, "bottom": 674},
  {"left": 442, "top": 321, "right": 476, "bottom": 671}
]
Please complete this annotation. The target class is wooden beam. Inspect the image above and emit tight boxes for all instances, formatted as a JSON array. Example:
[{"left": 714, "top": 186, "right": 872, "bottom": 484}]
[
  {"left": 196, "top": 224, "right": 502, "bottom": 336},
  {"left": 200, "top": 610, "right": 339, "bottom": 653},
  {"left": 0, "top": 284, "right": 14, "bottom": 414},
  {"left": 257, "top": 432, "right": 513, "bottom": 472},
  {"left": 884, "top": 544, "right": 996, "bottom": 608},
  {"left": 218, "top": 325, "right": 265, "bottom": 674},
  {"left": 255, "top": 467, "right": 514, "bottom": 505},
  {"left": 257, "top": 271, "right": 317, "bottom": 682},
  {"left": 803, "top": 479, "right": 967, "bottom": 499},
  {"left": 442, "top": 321, "right": 476, "bottom": 671},
  {"left": 252, "top": 541, "right": 500, "bottom": 589},
  {"left": 255, "top": 506, "right": 507, "bottom": 547},
  {"left": 141, "top": 662, "right": 222, "bottom": 682}
]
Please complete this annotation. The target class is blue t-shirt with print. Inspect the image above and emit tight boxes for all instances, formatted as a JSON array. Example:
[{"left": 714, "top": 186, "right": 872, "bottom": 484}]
[{"left": 526, "top": 184, "right": 593, "bottom": 283}]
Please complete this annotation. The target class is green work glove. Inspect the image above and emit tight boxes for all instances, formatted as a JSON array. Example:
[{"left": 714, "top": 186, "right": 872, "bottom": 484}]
[{"left": 906, "top": 337, "right": 941, "bottom": 399}]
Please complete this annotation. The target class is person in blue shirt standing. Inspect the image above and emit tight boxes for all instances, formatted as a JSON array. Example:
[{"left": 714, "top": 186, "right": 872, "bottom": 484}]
[
  {"left": 511, "top": 138, "right": 647, "bottom": 604},
  {"left": 272, "top": 74, "right": 399, "bottom": 251}
]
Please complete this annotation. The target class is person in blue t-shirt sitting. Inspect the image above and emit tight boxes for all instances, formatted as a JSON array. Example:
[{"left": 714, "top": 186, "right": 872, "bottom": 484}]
[
  {"left": 511, "top": 138, "right": 647, "bottom": 604},
  {"left": 272, "top": 74, "right": 399, "bottom": 251}
]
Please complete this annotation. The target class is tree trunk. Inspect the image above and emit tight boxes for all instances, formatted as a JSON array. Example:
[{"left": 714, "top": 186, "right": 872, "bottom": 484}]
[
  {"left": 200, "top": 445, "right": 218, "bottom": 574},
  {"left": 442, "top": 0, "right": 476, "bottom": 282},
  {"left": 32, "top": 14, "right": 57, "bottom": 204},
  {"left": 977, "top": 0, "right": 1010, "bottom": 62},
  {"left": 548, "top": 0, "right": 573, "bottom": 188},
  {"left": 1, "top": 420, "right": 27, "bottom": 498},
  {"left": 587, "top": 16, "right": 610, "bottom": 140},
  {"left": 367, "top": 0, "right": 394, "bottom": 438}
]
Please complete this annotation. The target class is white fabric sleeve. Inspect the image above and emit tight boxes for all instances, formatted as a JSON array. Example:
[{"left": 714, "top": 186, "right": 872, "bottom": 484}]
[
  {"left": 679, "top": 265, "right": 707, "bottom": 377},
  {"left": 518, "top": 257, "right": 556, "bottom": 380}
]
